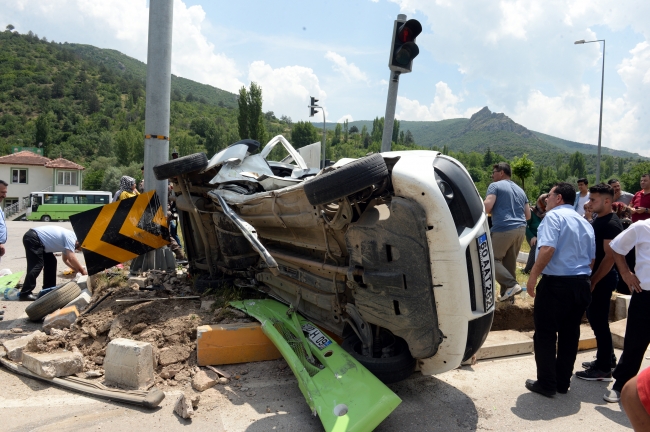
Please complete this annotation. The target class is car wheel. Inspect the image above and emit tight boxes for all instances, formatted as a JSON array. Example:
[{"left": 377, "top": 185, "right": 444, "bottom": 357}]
[
  {"left": 341, "top": 330, "right": 416, "bottom": 384},
  {"left": 25, "top": 282, "right": 82, "bottom": 321},
  {"left": 41, "top": 215, "right": 51, "bottom": 222},
  {"left": 303, "top": 153, "right": 388, "bottom": 206},
  {"left": 153, "top": 152, "right": 209, "bottom": 181}
]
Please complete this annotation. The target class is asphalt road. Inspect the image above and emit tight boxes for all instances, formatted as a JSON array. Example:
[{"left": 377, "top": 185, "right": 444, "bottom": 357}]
[{"left": 0, "top": 221, "right": 636, "bottom": 431}]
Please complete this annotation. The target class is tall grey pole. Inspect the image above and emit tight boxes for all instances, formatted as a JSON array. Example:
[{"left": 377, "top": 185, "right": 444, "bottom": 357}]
[
  {"left": 595, "top": 40, "right": 605, "bottom": 184},
  {"left": 321, "top": 110, "right": 327, "bottom": 168},
  {"left": 144, "top": 0, "right": 172, "bottom": 213},
  {"left": 381, "top": 70, "right": 400, "bottom": 153}
]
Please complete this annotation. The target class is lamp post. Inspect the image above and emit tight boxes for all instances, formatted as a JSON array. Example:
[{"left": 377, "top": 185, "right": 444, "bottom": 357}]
[{"left": 575, "top": 38, "right": 605, "bottom": 184}]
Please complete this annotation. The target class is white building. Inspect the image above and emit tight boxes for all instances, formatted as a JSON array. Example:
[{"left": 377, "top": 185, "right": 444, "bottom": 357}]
[{"left": 0, "top": 151, "right": 85, "bottom": 219}]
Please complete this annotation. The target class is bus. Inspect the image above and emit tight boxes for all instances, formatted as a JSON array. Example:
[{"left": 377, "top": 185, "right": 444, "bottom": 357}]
[{"left": 26, "top": 191, "right": 113, "bottom": 221}]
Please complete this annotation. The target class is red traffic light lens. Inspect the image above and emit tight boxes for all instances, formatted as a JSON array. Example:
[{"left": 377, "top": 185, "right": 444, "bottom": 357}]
[
  {"left": 399, "top": 28, "right": 411, "bottom": 43},
  {"left": 396, "top": 19, "right": 422, "bottom": 43}
]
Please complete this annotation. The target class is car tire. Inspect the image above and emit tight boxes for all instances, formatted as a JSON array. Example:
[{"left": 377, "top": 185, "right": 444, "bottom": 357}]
[
  {"left": 303, "top": 154, "right": 388, "bottom": 206},
  {"left": 41, "top": 215, "right": 51, "bottom": 222},
  {"left": 153, "top": 153, "right": 208, "bottom": 181},
  {"left": 25, "top": 281, "right": 82, "bottom": 321},
  {"left": 341, "top": 332, "right": 416, "bottom": 384}
]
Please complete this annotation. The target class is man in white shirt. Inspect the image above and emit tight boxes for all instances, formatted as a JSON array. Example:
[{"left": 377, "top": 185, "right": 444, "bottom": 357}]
[
  {"left": 602, "top": 219, "right": 650, "bottom": 403},
  {"left": 573, "top": 178, "right": 590, "bottom": 217}
]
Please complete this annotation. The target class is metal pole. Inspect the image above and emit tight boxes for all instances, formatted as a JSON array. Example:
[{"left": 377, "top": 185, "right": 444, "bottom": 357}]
[
  {"left": 144, "top": 0, "right": 172, "bottom": 213},
  {"left": 321, "top": 110, "right": 327, "bottom": 168},
  {"left": 596, "top": 40, "right": 605, "bottom": 184},
  {"left": 381, "top": 70, "right": 400, "bottom": 153}
]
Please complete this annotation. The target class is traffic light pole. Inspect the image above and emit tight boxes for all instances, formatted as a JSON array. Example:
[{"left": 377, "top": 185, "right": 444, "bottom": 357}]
[
  {"left": 321, "top": 110, "right": 327, "bottom": 168},
  {"left": 380, "top": 70, "right": 400, "bottom": 153}
]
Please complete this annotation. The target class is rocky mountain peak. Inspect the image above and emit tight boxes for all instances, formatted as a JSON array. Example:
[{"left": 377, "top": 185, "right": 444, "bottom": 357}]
[{"left": 464, "top": 106, "right": 537, "bottom": 139}]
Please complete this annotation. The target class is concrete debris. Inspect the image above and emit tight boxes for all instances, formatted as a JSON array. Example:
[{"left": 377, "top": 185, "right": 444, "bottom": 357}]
[
  {"left": 77, "top": 275, "right": 92, "bottom": 293},
  {"left": 104, "top": 338, "right": 155, "bottom": 390},
  {"left": 11, "top": 328, "right": 23, "bottom": 333},
  {"left": 3, "top": 330, "right": 46, "bottom": 362},
  {"left": 43, "top": 306, "right": 79, "bottom": 334},
  {"left": 200, "top": 301, "right": 215, "bottom": 311},
  {"left": 64, "top": 290, "right": 92, "bottom": 312},
  {"left": 159, "top": 363, "right": 183, "bottom": 379},
  {"left": 174, "top": 393, "right": 195, "bottom": 419},
  {"left": 218, "top": 377, "right": 230, "bottom": 385},
  {"left": 22, "top": 351, "right": 84, "bottom": 378},
  {"left": 158, "top": 345, "right": 191, "bottom": 366},
  {"left": 128, "top": 276, "right": 147, "bottom": 288},
  {"left": 192, "top": 370, "right": 217, "bottom": 392},
  {"left": 85, "top": 370, "right": 104, "bottom": 378}
]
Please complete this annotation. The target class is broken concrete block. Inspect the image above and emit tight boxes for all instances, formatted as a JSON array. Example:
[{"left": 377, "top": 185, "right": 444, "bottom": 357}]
[
  {"left": 43, "top": 306, "right": 79, "bottom": 334},
  {"left": 475, "top": 330, "right": 533, "bottom": 360},
  {"left": 104, "top": 338, "right": 155, "bottom": 390},
  {"left": 174, "top": 393, "right": 195, "bottom": 419},
  {"left": 615, "top": 295, "right": 632, "bottom": 321},
  {"left": 77, "top": 275, "right": 92, "bottom": 293},
  {"left": 22, "top": 351, "right": 83, "bottom": 378},
  {"left": 158, "top": 345, "right": 191, "bottom": 366},
  {"left": 192, "top": 370, "right": 217, "bottom": 392},
  {"left": 64, "top": 290, "right": 92, "bottom": 312},
  {"left": 128, "top": 276, "right": 147, "bottom": 288},
  {"left": 611, "top": 319, "right": 627, "bottom": 349},
  {"left": 200, "top": 301, "right": 215, "bottom": 311},
  {"left": 2, "top": 330, "right": 46, "bottom": 362}
]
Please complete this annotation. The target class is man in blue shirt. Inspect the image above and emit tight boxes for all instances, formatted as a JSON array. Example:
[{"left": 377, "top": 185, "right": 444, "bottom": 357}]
[
  {"left": 484, "top": 163, "right": 530, "bottom": 301},
  {"left": 524, "top": 182, "right": 596, "bottom": 397},
  {"left": 20, "top": 225, "right": 87, "bottom": 301}
]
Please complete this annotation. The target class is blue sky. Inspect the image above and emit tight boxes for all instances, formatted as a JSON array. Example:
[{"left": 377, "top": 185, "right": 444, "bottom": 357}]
[{"left": 2, "top": 0, "right": 649, "bottom": 155}]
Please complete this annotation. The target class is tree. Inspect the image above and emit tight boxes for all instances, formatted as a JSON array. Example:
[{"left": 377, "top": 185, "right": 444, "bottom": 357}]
[
  {"left": 621, "top": 162, "right": 650, "bottom": 194},
  {"left": 343, "top": 119, "right": 349, "bottom": 142},
  {"left": 185, "top": 92, "right": 196, "bottom": 102},
  {"left": 371, "top": 117, "right": 384, "bottom": 143},
  {"left": 291, "top": 121, "right": 319, "bottom": 148},
  {"left": 512, "top": 154, "right": 535, "bottom": 190},
  {"left": 87, "top": 92, "right": 100, "bottom": 114},
  {"left": 332, "top": 123, "right": 342, "bottom": 146},
  {"left": 6, "top": 24, "right": 15, "bottom": 31},
  {"left": 247, "top": 82, "right": 266, "bottom": 143},
  {"left": 569, "top": 151, "right": 587, "bottom": 178},
  {"left": 618, "top": 158, "right": 625, "bottom": 176},
  {"left": 404, "top": 130, "right": 414, "bottom": 145},
  {"left": 237, "top": 86, "right": 249, "bottom": 139},
  {"left": 97, "top": 131, "right": 114, "bottom": 157},
  {"left": 349, "top": 125, "right": 359, "bottom": 134},
  {"left": 176, "top": 133, "right": 197, "bottom": 157},
  {"left": 483, "top": 147, "right": 494, "bottom": 167},
  {"left": 34, "top": 114, "right": 50, "bottom": 149},
  {"left": 392, "top": 119, "right": 400, "bottom": 143}
]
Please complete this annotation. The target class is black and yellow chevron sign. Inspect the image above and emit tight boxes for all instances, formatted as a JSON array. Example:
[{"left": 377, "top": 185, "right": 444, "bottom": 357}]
[{"left": 70, "top": 190, "right": 170, "bottom": 275}]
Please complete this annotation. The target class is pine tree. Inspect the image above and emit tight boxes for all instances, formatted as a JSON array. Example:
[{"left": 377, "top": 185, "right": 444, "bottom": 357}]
[{"left": 237, "top": 86, "right": 249, "bottom": 139}]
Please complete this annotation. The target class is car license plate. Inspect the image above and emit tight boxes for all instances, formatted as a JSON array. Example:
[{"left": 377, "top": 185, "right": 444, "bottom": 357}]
[
  {"left": 301, "top": 323, "right": 332, "bottom": 350},
  {"left": 477, "top": 233, "right": 495, "bottom": 311}
]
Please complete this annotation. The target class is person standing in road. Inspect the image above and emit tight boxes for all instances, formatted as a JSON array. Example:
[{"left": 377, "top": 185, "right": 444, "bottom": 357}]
[
  {"left": 484, "top": 162, "right": 531, "bottom": 301},
  {"left": 20, "top": 225, "right": 87, "bottom": 301},
  {"left": 630, "top": 173, "right": 650, "bottom": 224},
  {"left": 602, "top": 216, "right": 650, "bottom": 403},
  {"left": 574, "top": 178, "right": 590, "bottom": 217},
  {"left": 524, "top": 182, "right": 595, "bottom": 397},
  {"left": 0, "top": 180, "right": 7, "bottom": 262},
  {"left": 523, "top": 193, "right": 548, "bottom": 274},
  {"left": 608, "top": 178, "right": 634, "bottom": 206},
  {"left": 576, "top": 183, "right": 623, "bottom": 382}
]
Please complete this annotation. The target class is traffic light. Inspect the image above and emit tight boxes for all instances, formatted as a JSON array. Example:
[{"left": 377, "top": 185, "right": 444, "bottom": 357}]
[
  {"left": 309, "top": 96, "right": 320, "bottom": 117},
  {"left": 389, "top": 19, "right": 422, "bottom": 73}
]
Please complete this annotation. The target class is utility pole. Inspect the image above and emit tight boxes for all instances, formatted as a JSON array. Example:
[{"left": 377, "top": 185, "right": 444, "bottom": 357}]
[
  {"left": 144, "top": 0, "right": 172, "bottom": 213},
  {"left": 380, "top": 70, "right": 401, "bottom": 153},
  {"left": 309, "top": 97, "right": 327, "bottom": 168}
]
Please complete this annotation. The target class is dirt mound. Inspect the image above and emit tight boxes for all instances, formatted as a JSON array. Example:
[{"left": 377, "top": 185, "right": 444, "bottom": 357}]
[{"left": 491, "top": 296, "right": 535, "bottom": 331}]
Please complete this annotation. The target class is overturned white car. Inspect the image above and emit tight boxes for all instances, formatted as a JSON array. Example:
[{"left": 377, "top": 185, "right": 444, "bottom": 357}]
[{"left": 154, "top": 136, "right": 495, "bottom": 382}]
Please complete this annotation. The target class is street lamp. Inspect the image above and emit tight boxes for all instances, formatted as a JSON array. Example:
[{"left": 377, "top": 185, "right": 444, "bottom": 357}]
[{"left": 575, "top": 38, "right": 605, "bottom": 183}]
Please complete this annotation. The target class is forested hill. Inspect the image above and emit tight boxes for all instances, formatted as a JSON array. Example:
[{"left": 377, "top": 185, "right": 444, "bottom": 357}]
[{"left": 321, "top": 108, "right": 643, "bottom": 164}]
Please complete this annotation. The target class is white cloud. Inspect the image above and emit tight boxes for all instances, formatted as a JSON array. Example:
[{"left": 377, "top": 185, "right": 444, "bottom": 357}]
[
  {"left": 0, "top": 0, "right": 243, "bottom": 92},
  {"left": 248, "top": 61, "right": 327, "bottom": 121},
  {"left": 388, "top": 0, "right": 650, "bottom": 155},
  {"left": 396, "top": 81, "right": 479, "bottom": 121},
  {"left": 324, "top": 51, "right": 369, "bottom": 83},
  {"left": 337, "top": 114, "right": 354, "bottom": 123}
]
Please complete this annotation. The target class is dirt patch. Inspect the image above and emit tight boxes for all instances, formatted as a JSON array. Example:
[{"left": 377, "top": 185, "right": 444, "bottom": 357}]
[{"left": 491, "top": 295, "right": 535, "bottom": 331}]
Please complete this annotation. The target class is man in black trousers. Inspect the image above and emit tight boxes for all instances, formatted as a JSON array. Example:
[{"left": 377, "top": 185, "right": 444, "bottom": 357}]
[
  {"left": 524, "top": 182, "right": 596, "bottom": 397},
  {"left": 577, "top": 183, "right": 623, "bottom": 381},
  {"left": 603, "top": 216, "right": 650, "bottom": 403}
]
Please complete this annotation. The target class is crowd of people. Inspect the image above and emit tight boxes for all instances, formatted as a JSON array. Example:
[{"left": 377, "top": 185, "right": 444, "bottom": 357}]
[{"left": 485, "top": 163, "right": 650, "bottom": 430}]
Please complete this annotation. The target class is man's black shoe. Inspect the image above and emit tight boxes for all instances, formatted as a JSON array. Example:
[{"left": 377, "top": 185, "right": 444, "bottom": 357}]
[
  {"left": 525, "top": 379, "right": 555, "bottom": 397},
  {"left": 18, "top": 294, "right": 37, "bottom": 301}
]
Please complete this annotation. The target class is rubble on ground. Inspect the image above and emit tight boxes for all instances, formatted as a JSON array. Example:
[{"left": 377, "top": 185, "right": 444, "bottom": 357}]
[{"left": 1, "top": 265, "right": 257, "bottom": 391}]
